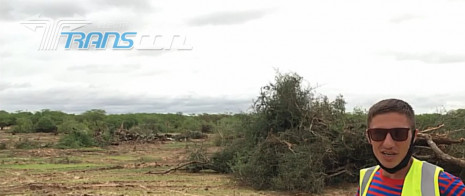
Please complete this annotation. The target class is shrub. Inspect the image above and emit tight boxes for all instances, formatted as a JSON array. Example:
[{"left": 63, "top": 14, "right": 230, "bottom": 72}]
[
  {"left": 14, "top": 138, "right": 40, "bottom": 149},
  {"left": 12, "top": 118, "right": 34, "bottom": 133},
  {"left": 185, "top": 130, "right": 208, "bottom": 139},
  {"left": 35, "top": 116, "right": 57, "bottom": 133},
  {"left": 56, "top": 130, "right": 95, "bottom": 149},
  {"left": 0, "top": 143, "right": 7, "bottom": 150},
  {"left": 201, "top": 124, "right": 213, "bottom": 133},
  {"left": 211, "top": 72, "right": 371, "bottom": 193},
  {"left": 58, "top": 119, "right": 89, "bottom": 134}
]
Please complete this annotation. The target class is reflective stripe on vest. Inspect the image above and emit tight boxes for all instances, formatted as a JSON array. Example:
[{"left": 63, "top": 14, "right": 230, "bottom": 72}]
[
  {"left": 360, "top": 165, "right": 379, "bottom": 195},
  {"left": 359, "top": 158, "right": 443, "bottom": 196}
]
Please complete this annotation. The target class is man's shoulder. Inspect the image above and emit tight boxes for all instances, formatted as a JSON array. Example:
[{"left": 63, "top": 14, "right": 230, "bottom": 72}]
[
  {"left": 439, "top": 171, "right": 462, "bottom": 182},
  {"left": 360, "top": 165, "right": 379, "bottom": 171},
  {"left": 438, "top": 171, "right": 465, "bottom": 196}
]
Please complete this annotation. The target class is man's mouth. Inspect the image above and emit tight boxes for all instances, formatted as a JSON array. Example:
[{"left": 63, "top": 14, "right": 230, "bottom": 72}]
[{"left": 381, "top": 151, "right": 397, "bottom": 156}]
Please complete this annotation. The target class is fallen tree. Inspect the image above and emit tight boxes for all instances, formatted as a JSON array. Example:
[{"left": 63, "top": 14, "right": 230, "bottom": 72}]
[{"left": 415, "top": 124, "right": 465, "bottom": 168}]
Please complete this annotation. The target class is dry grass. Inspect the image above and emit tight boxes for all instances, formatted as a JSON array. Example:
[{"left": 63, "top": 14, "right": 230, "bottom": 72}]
[{"left": 0, "top": 130, "right": 357, "bottom": 195}]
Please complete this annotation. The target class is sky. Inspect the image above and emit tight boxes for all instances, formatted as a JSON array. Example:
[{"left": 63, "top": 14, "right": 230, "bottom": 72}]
[{"left": 1, "top": 0, "right": 465, "bottom": 114}]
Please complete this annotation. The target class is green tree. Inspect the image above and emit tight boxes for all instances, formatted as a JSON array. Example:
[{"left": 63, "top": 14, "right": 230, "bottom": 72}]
[
  {"left": 182, "top": 117, "right": 201, "bottom": 132},
  {"left": 57, "top": 130, "right": 95, "bottom": 148},
  {"left": 80, "top": 109, "right": 109, "bottom": 145},
  {"left": 210, "top": 72, "right": 372, "bottom": 193},
  {"left": 58, "top": 119, "right": 89, "bottom": 134},
  {"left": 12, "top": 117, "right": 34, "bottom": 133},
  {"left": 39, "top": 109, "right": 68, "bottom": 125},
  {"left": 0, "top": 110, "right": 12, "bottom": 130},
  {"left": 81, "top": 109, "right": 106, "bottom": 122},
  {"left": 11, "top": 111, "right": 33, "bottom": 126},
  {"left": 35, "top": 116, "right": 57, "bottom": 133}
]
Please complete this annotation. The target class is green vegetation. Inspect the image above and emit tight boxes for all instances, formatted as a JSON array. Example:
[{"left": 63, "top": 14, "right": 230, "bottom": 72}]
[
  {"left": 0, "top": 72, "right": 464, "bottom": 194},
  {"left": 204, "top": 72, "right": 465, "bottom": 193},
  {"left": 56, "top": 130, "right": 96, "bottom": 149},
  {"left": 14, "top": 138, "right": 41, "bottom": 149}
]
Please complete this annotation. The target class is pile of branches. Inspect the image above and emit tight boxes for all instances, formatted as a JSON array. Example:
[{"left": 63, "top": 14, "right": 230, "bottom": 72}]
[
  {"left": 114, "top": 123, "right": 208, "bottom": 144},
  {"left": 415, "top": 124, "right": 465, "bottom": 169},
  {"left": 114, "top": 124, "right": 174, "bottom": 143}
]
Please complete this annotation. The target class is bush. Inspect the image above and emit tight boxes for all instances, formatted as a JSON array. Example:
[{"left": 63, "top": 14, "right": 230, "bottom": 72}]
[
  {"left": 56, "top": 130, "right": 95, "bottom": 149},
  {"left": 182, "top": 118, "right": 201, "bottom": 132},
  {"left": 201, "top": 124, "right": 213, "bottom": 133},
  {"left": 0, "top": 143, "right": 6, "bottom": 150},
  {"left": 185, "top": 130, "right": 208, "bottom": 139},
  {"left": 211, "top": 72, "right": 370, "bottom": 193},
  {"left": 12, "top": 117, "right": 34, "bottom": 133},
  {"left": 14, "top": 138, "right": 40, "bottom": 149},
  {"left": 209, "top": 140, "right": 246, "bottom": 173},
  {"left": 58, "top": 119, "right": 89, "bottom": 134},
  {"left": 213, "top": 116, "right": 244, "bottom": 146},
  {"left": 35, "top": 116, "right": 57, "bottom": 133}
]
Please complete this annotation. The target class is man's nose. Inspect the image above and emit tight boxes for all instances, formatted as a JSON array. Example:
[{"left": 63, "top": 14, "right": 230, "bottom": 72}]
[{"left": 382, "top": 133, "right": 395, "bottom": 147}]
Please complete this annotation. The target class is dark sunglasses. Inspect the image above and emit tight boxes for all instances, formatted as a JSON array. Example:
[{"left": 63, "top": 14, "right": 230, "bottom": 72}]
[{"left": 367, "top": 128, "right": 410, "bottom": 142}]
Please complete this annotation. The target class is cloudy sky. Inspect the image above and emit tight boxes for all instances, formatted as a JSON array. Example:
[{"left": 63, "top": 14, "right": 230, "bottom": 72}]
[{"left": 1, "top": 0, "right": 465, "bottom": 114}]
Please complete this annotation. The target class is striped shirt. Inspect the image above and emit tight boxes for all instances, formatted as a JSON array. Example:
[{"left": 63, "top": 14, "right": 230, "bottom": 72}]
[{"left": 356, "top": 169, "right": 465, "bottom": 196}]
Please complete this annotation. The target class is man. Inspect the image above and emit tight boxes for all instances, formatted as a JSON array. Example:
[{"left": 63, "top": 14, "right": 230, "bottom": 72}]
[{"left": 357, "top": 99, "right": 465, "bottom": 196}]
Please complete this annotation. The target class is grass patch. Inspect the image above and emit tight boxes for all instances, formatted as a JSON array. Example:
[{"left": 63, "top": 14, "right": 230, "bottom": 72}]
[
  {"left": 0, "top": 163, "right": 101, "bottom": 171},
  {"left": 163, "top": 141, "right": 190, "bottom": 149},
  {"left": 14, "top": 138, "right": 40, "bottom": 149},
  {"left": 137, "top": 156, "right": 162, "bottom": 162},
  {"left": 77, "top": 147, "right": 106, "bottom": 152},
  {"left": 0, "top": 156, "right": 48, "bottom": 165},
  {"left": 49, "top": 156, "right": 83, "bottom": 164},
  {"left": 107, "top": 155, "right": 138, "bottom": 161},
  {"left": 0, "top": 143, "right": 6, "bottom": 149}
]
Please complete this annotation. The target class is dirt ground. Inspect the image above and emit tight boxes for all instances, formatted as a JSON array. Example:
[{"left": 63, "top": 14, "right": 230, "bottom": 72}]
[{"left": 0, "top": 130, "right": 357, "bottom": 196}]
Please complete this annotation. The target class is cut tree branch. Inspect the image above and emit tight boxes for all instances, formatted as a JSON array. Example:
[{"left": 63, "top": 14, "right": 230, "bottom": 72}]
[
  {"left": 146, "top": 161, "right": 206, "bottom": 174},
  {"left": 416, "top": 133, "right": 465, "bottom": 145},
  {"left": 447, "top": 129, "right": 465, "bottom": 135},
  {"left": 421, "top": 124, "right": 444, "bottom": 134},
  {"left": 418, "top": 133, "right": 465, "bottom": 168}
]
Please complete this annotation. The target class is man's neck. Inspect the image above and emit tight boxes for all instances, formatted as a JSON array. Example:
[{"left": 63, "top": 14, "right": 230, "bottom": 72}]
[{"left": 381, "top": 158, "right": 414, "bottom": 179}]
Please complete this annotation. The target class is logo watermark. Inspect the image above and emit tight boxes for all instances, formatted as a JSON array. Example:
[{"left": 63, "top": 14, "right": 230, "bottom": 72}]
[{"left": 21, "top": 16, "right": 193, "bottom": 51}]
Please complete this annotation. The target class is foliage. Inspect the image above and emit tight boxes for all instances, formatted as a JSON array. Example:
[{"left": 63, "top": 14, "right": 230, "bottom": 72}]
[
  {"left": 35, "top": 116, "right": 57, "bottom": 133},
  {"left": 213, "top": 115, "right": 245, "bottom": 146},
  {"left": 182, "top": 117, "right": 201, "bottom": 132},
  {"left": 0, "top": 143, "right": 6, "bottom": 150},
  {"left": 0, "top": 110, "right": 13, "bottom": 130},
  {"left": 56, "top": 130, "right": 95, "bottom": 149},
  {"left": 58, "top": 119, "right": 89, "bottom": 134},
  {"left": 12, "top": 117, "right": 34, "bottom": 133},
  {"left": 211, "top": 72, "right": 372, "bottom": 193},
  {"left": 2, "top": 69, "right": 465, "bottom": 194},
  {"left": 184, "top": 130, "right": 208, "bottom": 139},
  {"left": 14, "top": 138, "right": 40, "bottom": 149}
]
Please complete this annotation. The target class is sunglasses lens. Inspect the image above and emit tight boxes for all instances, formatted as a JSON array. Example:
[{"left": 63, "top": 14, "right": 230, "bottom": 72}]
[
  {"left": 391, "top": 128, "right": 409, "bottom": 141},
  {"left": 369, "top": 129, "right": 387, "bottom": 141}
]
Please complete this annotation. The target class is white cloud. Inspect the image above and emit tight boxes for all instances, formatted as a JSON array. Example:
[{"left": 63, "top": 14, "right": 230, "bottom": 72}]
[{"left": 1, "top": 0, "right": 465, "bottom": 114}]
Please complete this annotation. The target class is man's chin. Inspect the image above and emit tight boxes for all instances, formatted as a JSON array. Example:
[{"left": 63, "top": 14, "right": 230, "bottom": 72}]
[
  {"left": 376, "top": 157, "right": 400, "bottom": 168},
  {"left": 379, "top": 161, "right": 399, "bottom": 169}
]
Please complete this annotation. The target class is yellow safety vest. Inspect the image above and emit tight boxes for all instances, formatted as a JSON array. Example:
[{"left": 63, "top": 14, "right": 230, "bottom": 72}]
[{"left": 359, "top": 158, "right": 443, "bottom": 196}]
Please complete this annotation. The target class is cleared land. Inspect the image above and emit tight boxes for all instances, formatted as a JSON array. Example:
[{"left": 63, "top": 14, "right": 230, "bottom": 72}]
[{"left": 0, "top": 130, "right": 357, "bottom": 195}]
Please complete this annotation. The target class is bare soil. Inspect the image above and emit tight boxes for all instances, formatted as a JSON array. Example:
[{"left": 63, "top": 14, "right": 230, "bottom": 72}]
[{"left": 0, "top": 130, "right": 357, "bottom": 195}]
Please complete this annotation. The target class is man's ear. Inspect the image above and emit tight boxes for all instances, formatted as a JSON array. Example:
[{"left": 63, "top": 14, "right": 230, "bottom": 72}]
[
  {"left": 365, "top": 129, "right": 371, "bottom": 144},
  {"left": 413, "top": 129, "right": 419, "bottom": 143}
]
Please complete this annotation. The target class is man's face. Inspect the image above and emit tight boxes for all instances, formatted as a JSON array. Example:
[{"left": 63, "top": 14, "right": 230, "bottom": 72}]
[{"left": 367, "top": 112, "right": 415, "bottom": 169}]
